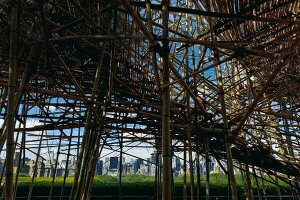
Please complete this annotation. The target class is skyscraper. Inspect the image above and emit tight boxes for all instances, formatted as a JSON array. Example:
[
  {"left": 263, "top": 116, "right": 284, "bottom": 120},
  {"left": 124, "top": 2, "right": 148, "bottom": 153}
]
[
  {"left": 134, "top": 158, "right": 143, "bottom": 173},
  {"left": 96, "top": 160, "right": 103, "bottom": 175},
  {"left": 109, "top": 157, "right": 118, "bottom": 170}
]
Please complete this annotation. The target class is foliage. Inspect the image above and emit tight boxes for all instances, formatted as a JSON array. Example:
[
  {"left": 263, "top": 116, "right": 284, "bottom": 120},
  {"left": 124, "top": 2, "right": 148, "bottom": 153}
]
[{"left": 4, "top": 173, "right": 291, "bottom": 198}]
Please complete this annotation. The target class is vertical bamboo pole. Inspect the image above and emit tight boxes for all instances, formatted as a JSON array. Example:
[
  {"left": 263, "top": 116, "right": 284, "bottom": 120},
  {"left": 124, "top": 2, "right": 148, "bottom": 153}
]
[
  {"left": 214, "top": 51, "right": 238, "bottom": 200},
  {"left": 6, "top": 1, "right": 18, "bottom": 199},
  {"left": 85, "top": 137, "right": 106, "bottom": 200},
  {"left": 259, "top": 171, "right": 267, "bottom": 200},
  {"left": 162, "top": 0, "right": 171, "bottom": 199},
  {"left": 194, "top": 72, "right": 201, "bottom": 200},
  {"left": 12, "top": 118, "right": 21, "bottom": 199},
  {"left": 48, "top": 134, "right": 62, "bottom": 200},
  {"left": 154, "top": 138, "right": 160, "bottom": 200},
  {"left": 119, "top": 131, "right": 123, "bottom": 200},
  {"left": 69, "top": 86, "right": 90, "bottom": 200},
  {"left": 82, "top": 41, "right": 108, "bottom": 199},
  {"left": 243, "top": 67, "right": 253, "bottom": 200},
  {"left": 0, "top": 55, "right": 30, "bottom": 153},
  {"left": 72, "top": 130, "right": 90, "bottom": 199},
  {"left": 183, "top": 138, "right": 187, "bottom": 200},
  {"left": 193, "top": 58, "right": 201, "bottom": 200},
  {"left": 60, "top": 127, "right": 73, "bottom": 199},
  {"left": 283, "top": 113, "right": 300, "bottom": 198},
  {"left": 275, "top": 175, "right": 283, "bottom": 200},
  {"left": 240, "top": 164, "right": 253, "bottom": 200},
  {"left": 155, "top": 151, "right": 158, "bottom": 200},
  {"left": 157, "top": 151, "right": 162, "bottom": 200},
  {"left": 183, "top": 50, "right": 188, "bottom": 200},
  {"left": 252, "top": 167, "right": 262, "bottom": 200},
  {"left": 195, "top": 142, "right": 201, "bottom": 200},
  {"left": 70, "top": 41, "right": 107, "bottom": 200},
  {"left": 27, "top": 129, "right": 45, "bottom": 200},
  {"left": 82, "top": 136, "right": 99, "bottom": 199},
  {"left": 185, "top": 9, "right": 195, "bottom": 195},
  {"left": 240, "top": 165, "right": 247, "bottom": 196},
  {"left": 77, "top": 129, "right": 95, "bottom": 199},
  {"left": 14, "top": 97, "right": 28, "bottom": 199},
  {"left": 205, "top": 137, "right": 210, "bottom": 200},
  {"left": 187, "top": 66, "right": 195, "bottom": 200},
  {"left": 82, "top": 104, "right": 106, "bottom": 200},
  {"left": 245, "top": 164, "right": 253, "bottom": 200}
]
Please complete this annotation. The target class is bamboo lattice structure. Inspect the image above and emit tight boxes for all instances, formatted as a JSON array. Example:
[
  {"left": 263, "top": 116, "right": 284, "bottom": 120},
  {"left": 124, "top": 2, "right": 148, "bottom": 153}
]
[{"left": 0, "top": 0, "right": 299, "bottom": 199}]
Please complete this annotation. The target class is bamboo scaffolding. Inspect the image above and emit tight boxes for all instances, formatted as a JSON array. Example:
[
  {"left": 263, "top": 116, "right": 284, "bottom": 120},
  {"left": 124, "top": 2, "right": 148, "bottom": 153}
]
[{"left": 0, "top": 0, "right": 299, "bottom": 199}]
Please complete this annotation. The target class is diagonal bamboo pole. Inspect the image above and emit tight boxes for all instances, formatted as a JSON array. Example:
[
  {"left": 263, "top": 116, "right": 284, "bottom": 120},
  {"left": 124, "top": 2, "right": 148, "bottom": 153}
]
[
  {"left": 70, "top": 42, "right": 107, "bottom": 200},
  {"left": 146, "top": 0, "right": 161, "bottom": 91},
  {"left": 234, "top": 40, "right": 300, "bottom": 133}
]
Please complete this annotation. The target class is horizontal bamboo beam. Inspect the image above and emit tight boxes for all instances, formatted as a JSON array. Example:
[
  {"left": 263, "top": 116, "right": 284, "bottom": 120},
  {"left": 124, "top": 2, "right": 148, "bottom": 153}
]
[{"left": 128, "top": 1, "right": 299, "bottom": 24}]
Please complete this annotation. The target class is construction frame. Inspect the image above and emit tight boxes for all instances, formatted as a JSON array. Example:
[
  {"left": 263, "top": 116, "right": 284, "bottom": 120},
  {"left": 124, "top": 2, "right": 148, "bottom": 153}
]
[{"left": 0, "top": 0, "right": 299, "bottom": 199}]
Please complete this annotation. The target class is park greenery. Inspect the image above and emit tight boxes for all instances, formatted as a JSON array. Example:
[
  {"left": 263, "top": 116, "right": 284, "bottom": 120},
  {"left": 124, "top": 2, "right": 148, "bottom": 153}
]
[{"left": 3, "top": 173, "right": 292, "bottom": 198}]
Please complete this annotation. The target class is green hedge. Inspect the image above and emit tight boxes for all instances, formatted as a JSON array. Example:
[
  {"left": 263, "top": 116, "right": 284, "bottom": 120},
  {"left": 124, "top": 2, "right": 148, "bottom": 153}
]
[{"left": 0, "top": 173, "right": 292, "bottom": 199}]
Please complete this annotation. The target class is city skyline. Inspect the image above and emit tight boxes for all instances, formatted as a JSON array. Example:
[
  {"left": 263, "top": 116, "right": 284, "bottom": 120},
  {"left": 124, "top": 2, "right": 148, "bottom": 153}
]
[{"left": 3, "top": 151, "right": 225, "bottom": 178}]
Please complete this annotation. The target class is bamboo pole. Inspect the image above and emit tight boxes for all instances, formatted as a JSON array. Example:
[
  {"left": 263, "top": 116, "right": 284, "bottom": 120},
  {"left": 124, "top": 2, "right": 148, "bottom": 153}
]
[
  {"left": 12, "top": 119, "right": 22, "bottom": 199},
  {"left": 234, "top": 40, "right": 300, "bottom": 132},
  {"left": 204, "top": 137, "right": 210, "bottom": 200},
  {"left": 183, "top": 134, "right": 187, "bottom": 200},
  {"left": 146, "top": 0, "right": 161, "bottom": 91},
  {"left": 186, "top": 52, "right": 195, "bottom": 200},
  {"left": 5, "top": 1, "right": 19, "bottom": 199},
  {"left": 154, "top": 132, "right": 160, "bottom": 200},
  {"left": 259, "top": 171, "right": 267, "bottom": 200},
  {"left": 48, "top": 135, "right": 62, "bottom": 200},
  {"left": 154, "top": 151, "right": 158, "bottom": 200},
  {"left": 194, "top": 57, "right": 201, "bottom": 200},
  {"left": 78, "top": 40, "right": 109, "bottom": 199},
  {"left": 129, "top": 1, "right": 297, "bottom": 24},
  {"left": 85, "top": 137, "right": 106, "bottom": 200},
  {"left": 195, "top": 143, "right": 201, "bottom": 200},
  {"left": 161, "top": 1, "right": 172, "bottom": 199},
  {"left": 0, "top": 1, "right": 300, "bottom": 199},
  {"left": 240, "top": 166, "right": 247, "bottom": 198},
  {"left": 252, "top": 166, "right": 262, "bottom": 200},
  {"left": 245, "top": 164, "right": 253, "bottom": 200},
  {"left": 83, "top": 103, "right": 107, "bottom": 200},
  {"left": 82, "top": 133, "right": 102, "bottom": 199},
  {"left": 0, "top": 40, "right": 33, "bottom": 153},
  {"left": 79, "top": 127, "right": 99, "bottom": 200},
  {"left": 119, "top": 131, "right": 123, "bottom": 200},
  {"left": 60, "top": 126, "right": 74, "bottom": 199},
  {"left": 27, "top": 129, "right": 45, "bottom": 200},
  {"left": 157, "top": 151, "right": 162, "bottom": 200},
  {"left": 275, "top": 175, "right": 283, "bottom": 200},
  {"left": 69, "top": 41, "right": 107, "bottom": 200},
  {"left": 187, "top": 102, "right": 195, "bottom": 200},
  {"left": 14, "top": 96, "right": 28, "bottom": 200},
  {"left": 214, "top": 50, "right": 238, "bottom": 200}
]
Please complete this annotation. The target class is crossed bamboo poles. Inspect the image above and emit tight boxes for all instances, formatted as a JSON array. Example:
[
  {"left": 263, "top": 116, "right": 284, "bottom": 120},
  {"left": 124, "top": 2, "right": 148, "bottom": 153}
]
[{"left": 0, "top": 0, "right": 299, "bottom": 199}]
